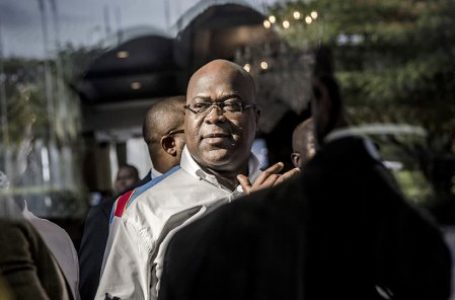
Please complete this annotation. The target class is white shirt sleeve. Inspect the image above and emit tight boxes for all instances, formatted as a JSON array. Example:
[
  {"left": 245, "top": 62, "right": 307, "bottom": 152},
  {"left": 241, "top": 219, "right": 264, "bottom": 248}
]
[{"left": 95, "top": 216, "right": 154, "bottom": 300}]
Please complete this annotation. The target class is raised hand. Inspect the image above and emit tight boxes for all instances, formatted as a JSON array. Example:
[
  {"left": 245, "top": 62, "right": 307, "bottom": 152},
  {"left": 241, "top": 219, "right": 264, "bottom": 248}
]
[{"left": 237, "top": 162, "right": 300, "bottom": 194}]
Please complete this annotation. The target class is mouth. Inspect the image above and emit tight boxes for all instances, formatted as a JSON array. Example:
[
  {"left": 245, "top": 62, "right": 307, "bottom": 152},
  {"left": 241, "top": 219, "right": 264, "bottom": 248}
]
[
  {"left": 201, "top": 132, "right": 233, "bottom": 146},
  {"left": 202, "top": 133, "right": 231, "bottom": 139}
]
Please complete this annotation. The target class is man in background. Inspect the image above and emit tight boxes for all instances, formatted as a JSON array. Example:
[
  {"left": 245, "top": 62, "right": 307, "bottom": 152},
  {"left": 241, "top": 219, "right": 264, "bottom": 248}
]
[
  {"left": 113, "top": 164, "right": 140, "bottom": 196},
  {"left": 291, "top": 118, "right": 316, "bottom": 168},
  {"left": 79, "top": 96, "right": 186, "bottom": 300}
]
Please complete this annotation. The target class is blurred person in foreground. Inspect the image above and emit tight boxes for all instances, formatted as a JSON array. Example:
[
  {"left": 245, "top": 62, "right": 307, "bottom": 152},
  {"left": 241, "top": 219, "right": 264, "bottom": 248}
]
[
  {"left": 158, "top": 69, "right": 451, "bottom": 299},
  {"left": 79, "top": 96, "right": 186, "bottom": 300},
  {"left": 0, "top": 275, "right": 12, "bottom": 300},
  {"left": 0, "top": 123, "right": 80, "bottom": 299},
  {"left": 95, "top": 59, "right": 299, "bottom": 300},
  {"left": 291, "top": 118, "right": 316, "bottom": 168},
  {"left": 0, "top": 171, "right": 73, "bottom": 300}
]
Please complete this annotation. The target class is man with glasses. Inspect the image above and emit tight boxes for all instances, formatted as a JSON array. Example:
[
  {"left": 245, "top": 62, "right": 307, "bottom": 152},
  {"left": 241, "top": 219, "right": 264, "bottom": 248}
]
[
  {"left": 95, "top": 60, "right": 299, "bottom": 300},
  {"left": 80, "top": 96, "right": 186, "bottom": 300},
  {"left": 141, "top": 96, "right": 187, "bottom": 181}
]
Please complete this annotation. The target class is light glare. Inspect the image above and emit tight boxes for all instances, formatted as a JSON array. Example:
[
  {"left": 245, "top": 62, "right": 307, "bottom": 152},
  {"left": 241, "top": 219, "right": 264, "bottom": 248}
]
[
  {"left": 117, "top": 51, "right": 129, "bottom": 59},
  {"left": 130, "top": 82, "right": 142, "bottom": 90}
]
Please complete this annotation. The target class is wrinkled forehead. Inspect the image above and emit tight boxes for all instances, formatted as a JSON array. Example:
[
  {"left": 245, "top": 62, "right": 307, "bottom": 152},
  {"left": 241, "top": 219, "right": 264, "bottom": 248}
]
[{"left": 187, "top": 67, "right": 255, "bottom": 103}]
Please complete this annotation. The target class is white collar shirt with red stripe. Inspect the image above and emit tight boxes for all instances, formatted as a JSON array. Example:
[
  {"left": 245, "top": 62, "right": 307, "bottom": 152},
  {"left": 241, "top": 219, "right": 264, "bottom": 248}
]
[{"left": 95, "top": 146, "right": 261, "bottom": 300}]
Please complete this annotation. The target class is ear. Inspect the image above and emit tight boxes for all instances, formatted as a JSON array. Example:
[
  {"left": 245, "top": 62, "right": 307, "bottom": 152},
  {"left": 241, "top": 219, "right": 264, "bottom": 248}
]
[
  {"left": 291, "top": 152, "right": 301, "bottom": 168},
  {"left": 161, "top": 136, "right": 177, "bottom": 156}
]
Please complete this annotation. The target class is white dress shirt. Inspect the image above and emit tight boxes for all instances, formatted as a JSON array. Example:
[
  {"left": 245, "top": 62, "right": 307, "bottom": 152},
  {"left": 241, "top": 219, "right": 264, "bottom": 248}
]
[{"left": 96, "top": 146, "right": 261, "bottom": 300}]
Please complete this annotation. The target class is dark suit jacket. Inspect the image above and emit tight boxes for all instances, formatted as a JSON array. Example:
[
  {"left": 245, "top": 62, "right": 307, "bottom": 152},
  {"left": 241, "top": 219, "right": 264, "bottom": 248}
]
[
  {"left": 0, "top": 218, "right": 72, "bottom": 300},
  {"left": 159, "top": 136, "right": 451, "bottom": 300},
  {"left": 79, "top": 173, "right": 151, "bottom": 300}
]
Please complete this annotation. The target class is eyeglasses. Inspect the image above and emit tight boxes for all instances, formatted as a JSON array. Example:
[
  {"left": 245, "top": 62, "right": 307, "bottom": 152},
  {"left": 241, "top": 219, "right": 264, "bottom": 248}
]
[
  {"left": 146, "top": 129, "right": 184, "bottom": 145},
  {"left": 184, "top": 99, "right": 255, "bottom": 115},
  {"left": 162, "top": 129, "right": 184, "bottom": 139}
]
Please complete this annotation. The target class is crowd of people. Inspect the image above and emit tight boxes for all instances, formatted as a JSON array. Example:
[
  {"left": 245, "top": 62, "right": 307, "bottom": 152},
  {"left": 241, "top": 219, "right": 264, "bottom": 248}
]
[{"left": 0, "top": 57, "right": 452, "bottom": 300}]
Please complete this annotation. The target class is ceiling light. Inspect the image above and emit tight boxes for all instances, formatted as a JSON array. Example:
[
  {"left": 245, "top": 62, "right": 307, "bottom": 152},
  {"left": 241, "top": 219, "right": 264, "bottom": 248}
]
[
  {"left": 117, "top": 51, "right": 129, "bottom": 59},
  {"left": 130, "top": 82, "right": 142, "bottom": 90}
]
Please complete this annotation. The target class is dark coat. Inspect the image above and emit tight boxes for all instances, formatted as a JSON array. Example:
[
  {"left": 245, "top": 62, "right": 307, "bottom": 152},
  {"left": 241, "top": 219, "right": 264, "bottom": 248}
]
[
  {"left": 159, "top": 136, "right": 451, "bottom": 300},
  {"left": 79, "top": 173, "right": 151, "bottom": 300},
  {"left": 0, "top": 218, "right": 72, "bottom": 300}
]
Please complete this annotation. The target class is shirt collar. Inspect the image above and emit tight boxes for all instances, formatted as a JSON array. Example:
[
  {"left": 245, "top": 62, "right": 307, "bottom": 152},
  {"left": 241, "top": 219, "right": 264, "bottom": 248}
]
[
  {"left": 324, "top": 127, "right": 357, "bottom": 143},
  {"left": 21, "top": 200, "right": 36, "bottom": 219},
  {"left": 180, "top": 146, "right": 262, "bottom": 192},
  {"left": 150, "top": 166, "right": 162, "bottom": 179},
  {"left": 324, "top": 127, "right": 381, "bottom": 161}
]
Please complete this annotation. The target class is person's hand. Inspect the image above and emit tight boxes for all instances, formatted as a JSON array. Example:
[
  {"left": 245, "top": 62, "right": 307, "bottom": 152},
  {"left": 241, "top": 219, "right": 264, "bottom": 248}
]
[{"left": 237, "top": 162, "right": 300, "bottom": 194}]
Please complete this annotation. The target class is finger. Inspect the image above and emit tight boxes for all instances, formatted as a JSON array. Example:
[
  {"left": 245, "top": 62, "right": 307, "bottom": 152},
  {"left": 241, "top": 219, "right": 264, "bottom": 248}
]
[
  {"left": 237, "top": 174, "right": 252, "bottom": 193},
  {"left": 262, "top": 173, "right": 280, "bottom": 188},
  {"left": 256, "top": 162, "right": 284, "bottom": 185},
  {"left": 276, "top": 168, "right": 301, "bottom": 185}
]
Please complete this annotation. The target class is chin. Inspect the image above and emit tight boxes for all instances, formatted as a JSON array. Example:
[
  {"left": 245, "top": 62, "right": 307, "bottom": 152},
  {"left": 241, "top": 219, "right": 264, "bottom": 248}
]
[
  {"left": 203, "top": 149, "right": 232, "bottom": 165},
  {"left": 202, "top": 151, "right": 249, "bottom": 173}
]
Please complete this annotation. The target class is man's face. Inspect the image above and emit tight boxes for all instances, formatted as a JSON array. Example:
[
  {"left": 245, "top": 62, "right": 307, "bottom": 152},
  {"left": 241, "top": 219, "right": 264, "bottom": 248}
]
[
  {"left": 291, "top": 139, "right": 316, "bottom": 168},
  {"left": 114, "top": 167, "right": 139, "bottom": 194},
  {"left": 184, "top": 62, "right": 258, "bottom": 172}
]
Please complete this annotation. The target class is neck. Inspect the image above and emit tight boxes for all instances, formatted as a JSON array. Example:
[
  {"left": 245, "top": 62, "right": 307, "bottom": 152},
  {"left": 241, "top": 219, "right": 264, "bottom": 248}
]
[
  {"left": 151, "top": 154, "right": 176, "bottom": 175},
  {"left": 203, "top": 164, "right": 248, "bottom": 191},
  {"left": 318, "top": 114, "right": 348, "bottom": 146}
]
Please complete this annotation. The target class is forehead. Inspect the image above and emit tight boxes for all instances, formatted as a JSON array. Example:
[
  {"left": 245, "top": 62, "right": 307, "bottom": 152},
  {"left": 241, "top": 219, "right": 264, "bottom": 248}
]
[{"left": 187, "top": 67, "right": 254, "bottom": 102}]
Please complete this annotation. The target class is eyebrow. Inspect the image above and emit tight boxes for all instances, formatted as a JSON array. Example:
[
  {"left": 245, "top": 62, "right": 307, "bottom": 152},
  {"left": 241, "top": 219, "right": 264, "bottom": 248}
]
[{"left": 191, "top": 94, "right": 243, "bottom": 102}]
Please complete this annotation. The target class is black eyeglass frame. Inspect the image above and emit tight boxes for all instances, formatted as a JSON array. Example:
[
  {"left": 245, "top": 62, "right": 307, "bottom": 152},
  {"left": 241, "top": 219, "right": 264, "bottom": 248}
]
[
  {"left": 184, "top": 101, "right": 256, "bottom": 115},
  {"left": 162, "top": 129, "right": 185, "bottom": 139},
  {"left": 145, "top": 129, "right": 184, "bottom": 145}
]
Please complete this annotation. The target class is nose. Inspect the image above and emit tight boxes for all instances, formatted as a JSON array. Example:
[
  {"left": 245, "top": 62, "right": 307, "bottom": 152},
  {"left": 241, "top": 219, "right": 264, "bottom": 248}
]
[{"left": 204, "top": 104, "right": 226, "bottom": 123}]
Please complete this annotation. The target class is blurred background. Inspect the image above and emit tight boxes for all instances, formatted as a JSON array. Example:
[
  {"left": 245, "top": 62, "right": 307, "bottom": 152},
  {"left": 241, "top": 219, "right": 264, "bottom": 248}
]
[{"left": 0, "top": 0, "right": 454, "bottom": 247}]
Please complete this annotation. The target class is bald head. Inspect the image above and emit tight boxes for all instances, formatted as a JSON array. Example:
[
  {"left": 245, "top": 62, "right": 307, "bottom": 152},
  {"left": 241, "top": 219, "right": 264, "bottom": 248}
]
[
  {"left": 143, "top": 96, "right": 185, "bottom": 144},
  {"left": 291, "top": 118, "right": 316, "bottom": 168},
  {"left": 143, "top": 96, "right": 186, "bottom": 173},
  {"left": 187, "top": 59, "right": 256, "bottom": 105}
]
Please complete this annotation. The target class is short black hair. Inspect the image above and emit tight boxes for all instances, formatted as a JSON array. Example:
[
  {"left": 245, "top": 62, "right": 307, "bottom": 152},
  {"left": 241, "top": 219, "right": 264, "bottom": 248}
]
[
  {"left": 142, "top": 96, "right": 186, "bottom": 145},
  {"left": 117, "top": 164, "right": 139, "bottom": 180}
]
